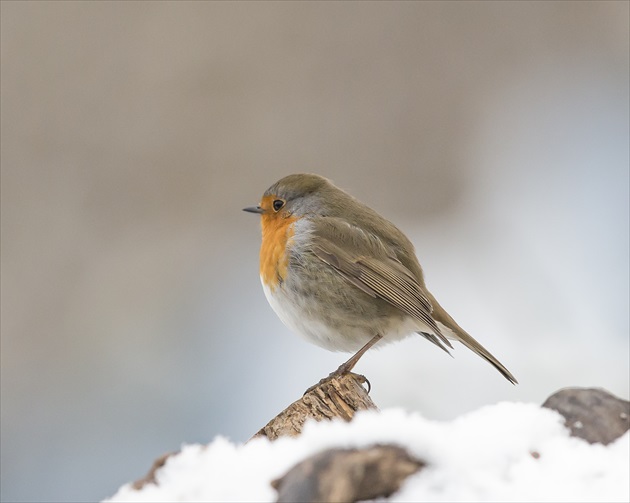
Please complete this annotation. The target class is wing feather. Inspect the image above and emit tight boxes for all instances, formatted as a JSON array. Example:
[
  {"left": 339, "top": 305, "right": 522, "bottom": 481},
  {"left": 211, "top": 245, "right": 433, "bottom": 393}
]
[{"left": 310, "top": 222, "right": 453, "bottom": 352}]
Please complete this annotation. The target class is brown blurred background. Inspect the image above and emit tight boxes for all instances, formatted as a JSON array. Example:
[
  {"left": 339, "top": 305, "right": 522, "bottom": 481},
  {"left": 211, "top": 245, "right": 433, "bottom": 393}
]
[{"left": 1, "top": 2, "right": 628, "bottom": 502}]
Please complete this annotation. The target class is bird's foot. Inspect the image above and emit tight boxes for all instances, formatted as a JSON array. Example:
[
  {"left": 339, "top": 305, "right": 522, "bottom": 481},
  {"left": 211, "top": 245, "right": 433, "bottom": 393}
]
[{"left": 303, "top": 364, "right": 371, "bottom": 395}]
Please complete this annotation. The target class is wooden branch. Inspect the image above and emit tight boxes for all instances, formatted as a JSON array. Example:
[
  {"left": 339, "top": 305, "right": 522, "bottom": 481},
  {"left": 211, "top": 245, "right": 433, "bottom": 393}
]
[{"left": 250, "top": 372, "right": 378, "bottom": 441}]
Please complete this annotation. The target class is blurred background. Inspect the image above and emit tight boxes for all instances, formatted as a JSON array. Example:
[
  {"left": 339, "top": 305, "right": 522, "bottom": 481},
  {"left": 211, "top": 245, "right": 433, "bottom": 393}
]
[{"left": 1, "top": 2, "right": 628, "bottom": 502}]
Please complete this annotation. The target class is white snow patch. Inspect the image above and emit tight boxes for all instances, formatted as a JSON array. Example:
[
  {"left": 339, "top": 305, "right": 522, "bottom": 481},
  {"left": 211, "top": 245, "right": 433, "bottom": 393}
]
[{"left": 106, "top": 403, "right": 629, "bottom": 502}]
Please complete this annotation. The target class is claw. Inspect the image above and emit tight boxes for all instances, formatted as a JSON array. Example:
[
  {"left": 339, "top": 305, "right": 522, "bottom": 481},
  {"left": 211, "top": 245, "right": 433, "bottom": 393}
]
[{"left": 303, "top": 371, "right": 372, "bottom": 396}]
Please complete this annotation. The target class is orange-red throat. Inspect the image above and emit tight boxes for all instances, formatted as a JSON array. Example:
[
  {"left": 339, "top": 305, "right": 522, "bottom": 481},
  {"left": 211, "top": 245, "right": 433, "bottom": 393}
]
[{"left": 258, "top": 195, "right": 297, "bottom": 291}]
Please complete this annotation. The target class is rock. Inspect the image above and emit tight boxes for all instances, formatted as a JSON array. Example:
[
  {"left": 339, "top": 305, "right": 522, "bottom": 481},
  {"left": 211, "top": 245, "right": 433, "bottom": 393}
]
[
  {"left": 272, "top": 444, "right": 425, "bottom": 503},
  {"left": 542, "top": 387, "right": 629, "bottom": 445}
]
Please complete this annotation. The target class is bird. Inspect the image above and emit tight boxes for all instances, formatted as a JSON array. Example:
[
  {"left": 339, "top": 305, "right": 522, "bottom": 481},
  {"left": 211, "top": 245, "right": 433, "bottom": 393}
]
[{"left": 243, "top": 173, "right": 517, "bottom": 385}]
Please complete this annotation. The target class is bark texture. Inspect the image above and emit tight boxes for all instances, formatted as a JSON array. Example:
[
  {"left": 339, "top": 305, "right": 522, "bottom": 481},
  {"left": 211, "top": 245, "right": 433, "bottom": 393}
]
[{"left": 251, "top": 372, "right": 377, "bottom": 441}]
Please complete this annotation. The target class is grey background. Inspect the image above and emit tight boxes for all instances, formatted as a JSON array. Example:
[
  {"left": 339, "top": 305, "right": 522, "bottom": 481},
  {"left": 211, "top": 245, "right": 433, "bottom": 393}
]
[{"left": 1, "top": 2, "right": 628, "bottom": 502}]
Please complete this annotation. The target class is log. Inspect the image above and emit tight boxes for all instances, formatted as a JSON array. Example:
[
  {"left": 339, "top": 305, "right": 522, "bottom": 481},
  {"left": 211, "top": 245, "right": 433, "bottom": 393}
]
[{"left": 251, "top": 372, "right": 378, "bottom": 441}]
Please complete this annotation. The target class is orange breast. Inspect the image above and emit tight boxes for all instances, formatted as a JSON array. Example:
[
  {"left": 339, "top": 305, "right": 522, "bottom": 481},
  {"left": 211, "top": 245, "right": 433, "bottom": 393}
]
[{"left": 260, "top": 212, "right": 297, "bottom": 291}]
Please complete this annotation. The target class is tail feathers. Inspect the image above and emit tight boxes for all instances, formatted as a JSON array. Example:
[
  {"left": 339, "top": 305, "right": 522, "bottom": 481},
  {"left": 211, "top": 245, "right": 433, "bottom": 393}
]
[
  {"left": 427, "top": 293, "right": 518, "bottom": 385},
  {"left": 459, "top": 334, "right": 519, "bottom": 384}
]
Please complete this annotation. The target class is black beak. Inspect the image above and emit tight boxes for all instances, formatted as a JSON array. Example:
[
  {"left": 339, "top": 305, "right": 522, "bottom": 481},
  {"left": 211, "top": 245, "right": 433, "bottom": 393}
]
[{"left": 243, "top": 206, "right": 264, "bottom": 214}]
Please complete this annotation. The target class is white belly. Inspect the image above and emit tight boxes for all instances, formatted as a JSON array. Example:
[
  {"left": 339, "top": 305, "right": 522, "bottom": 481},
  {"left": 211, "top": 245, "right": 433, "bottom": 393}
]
[{"left": 262, "top": 278, "right": 420, "bottom": 353}]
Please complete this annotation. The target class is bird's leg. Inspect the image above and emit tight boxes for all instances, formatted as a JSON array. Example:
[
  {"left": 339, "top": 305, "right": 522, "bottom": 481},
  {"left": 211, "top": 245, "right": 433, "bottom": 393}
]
[
  {"left": 332, "top": 333, "right": 383, "bottom": 375},
  {"left": 304, "top": 334, "right": 383, "bottom": 395}
]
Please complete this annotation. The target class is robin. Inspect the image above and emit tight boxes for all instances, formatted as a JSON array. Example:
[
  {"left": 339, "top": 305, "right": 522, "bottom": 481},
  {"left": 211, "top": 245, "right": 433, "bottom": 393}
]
[{"left": 244, "top": 174, "right": 517, "bottom": 385}]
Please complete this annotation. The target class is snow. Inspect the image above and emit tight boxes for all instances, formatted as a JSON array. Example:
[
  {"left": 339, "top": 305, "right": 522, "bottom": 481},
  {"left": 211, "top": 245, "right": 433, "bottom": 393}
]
[{"left": 106, "top": 403, "right": 629, "bottom": 503}]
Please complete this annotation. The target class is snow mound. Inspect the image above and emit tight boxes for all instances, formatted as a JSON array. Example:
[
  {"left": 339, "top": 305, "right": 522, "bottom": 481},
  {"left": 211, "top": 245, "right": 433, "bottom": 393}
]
[{"left": 106, "top": 402, "right": 629, "bottom": 502}]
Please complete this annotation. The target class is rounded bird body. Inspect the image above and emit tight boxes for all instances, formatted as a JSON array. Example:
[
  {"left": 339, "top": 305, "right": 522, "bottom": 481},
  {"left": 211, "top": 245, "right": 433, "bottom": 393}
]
[{"left": 244, "top": 174, "right": 517, "bottom": 384}]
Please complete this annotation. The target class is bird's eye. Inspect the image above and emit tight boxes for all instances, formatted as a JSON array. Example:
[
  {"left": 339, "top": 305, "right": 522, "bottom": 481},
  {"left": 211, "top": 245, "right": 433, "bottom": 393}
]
[{"left": 272, "top": 199, "right": 285, "bottom": 212}]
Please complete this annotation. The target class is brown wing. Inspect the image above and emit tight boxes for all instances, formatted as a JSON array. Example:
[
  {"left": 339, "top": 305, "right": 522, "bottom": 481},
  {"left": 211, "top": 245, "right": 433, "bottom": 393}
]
[{"left": 310, "top": 219, "right": 453, "bottom": 352}]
